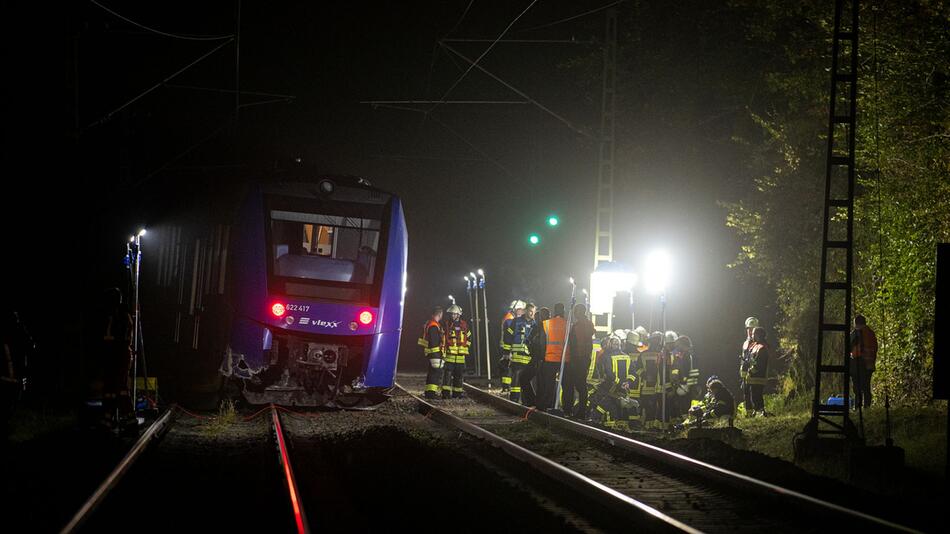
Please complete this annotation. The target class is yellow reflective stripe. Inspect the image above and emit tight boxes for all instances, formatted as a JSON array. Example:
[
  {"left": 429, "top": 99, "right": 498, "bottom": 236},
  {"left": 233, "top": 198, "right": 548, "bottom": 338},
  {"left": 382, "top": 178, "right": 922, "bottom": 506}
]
[
  {"left": 425, "top": 347, "right": 442, "bottom": 354},
  {"left": 417, "top": 338, "right": 429, "bottom": 347},
  {"left": 510, "top": 386, "right": 521, "bottom": 393},
  {"left": 746, "top": 376, "right": 767, "bottom": 385},
  {"left": 425, "top": 384, "right": 440, "bottom": 392},
  {"left": 501, "top": 376, "right": 512, "bottom": 384}
]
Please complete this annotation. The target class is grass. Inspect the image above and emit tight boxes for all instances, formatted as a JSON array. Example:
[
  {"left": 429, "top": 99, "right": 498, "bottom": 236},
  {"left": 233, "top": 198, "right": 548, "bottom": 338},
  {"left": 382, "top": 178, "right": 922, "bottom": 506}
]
[
  {"left": 202, "top": 399, "right": 238, "bottom": 436},
  {"left": 735, "top": 394, "right": 948, "bottom": 479}
]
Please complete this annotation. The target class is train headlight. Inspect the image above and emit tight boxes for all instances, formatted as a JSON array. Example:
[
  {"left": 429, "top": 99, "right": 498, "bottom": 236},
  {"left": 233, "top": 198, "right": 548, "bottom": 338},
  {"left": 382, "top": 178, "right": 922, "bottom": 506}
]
[
  {"left": 271, "top": 303, "right": 286, "bottom": 317},
  {"left": 358, "top": 310, "right": 374, "bottom": 325}
]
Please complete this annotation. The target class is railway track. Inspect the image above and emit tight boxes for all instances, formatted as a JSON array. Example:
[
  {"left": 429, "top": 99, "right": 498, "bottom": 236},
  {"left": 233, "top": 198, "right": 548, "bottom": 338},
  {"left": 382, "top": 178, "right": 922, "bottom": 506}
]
[
  {"left": 396, "top": 381, "right": 918, "bottom": 533},
  {"left": 62, "top": 405, "right": 307, "bottom": 533}
]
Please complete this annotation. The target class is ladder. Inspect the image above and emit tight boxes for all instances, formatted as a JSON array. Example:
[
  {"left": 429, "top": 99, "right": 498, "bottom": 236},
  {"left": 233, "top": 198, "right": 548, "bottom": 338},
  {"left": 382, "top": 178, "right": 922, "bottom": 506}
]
[
  {"left": 592, "top": 8, "right": 618, "bottom": 337},
  {"left": 802, "top": 0, "right": 861, "bottom": 444}
]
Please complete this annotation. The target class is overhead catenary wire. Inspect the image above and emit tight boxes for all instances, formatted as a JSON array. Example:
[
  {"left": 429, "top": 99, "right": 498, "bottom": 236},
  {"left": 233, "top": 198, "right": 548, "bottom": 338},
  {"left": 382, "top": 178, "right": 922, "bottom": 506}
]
[
  {"left": 90, "top": 0, "right": 235, "bottom": 41},
  {"left": 515, "top": 0, "right": 624, "bottom": 33},
  {"left": 429, "top": 0, "right": 539, "bottom": 113},
  {"left": 85, "top": 37, "right": 235, "bottom": 130}
]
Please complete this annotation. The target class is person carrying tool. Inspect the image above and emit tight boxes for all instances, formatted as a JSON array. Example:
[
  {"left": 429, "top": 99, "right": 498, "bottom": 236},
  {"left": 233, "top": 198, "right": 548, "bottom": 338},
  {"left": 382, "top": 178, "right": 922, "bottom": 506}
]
[
  {"left": 739, "top": 316, "right": 759, "bottom": 415},
  {"left": 502, "top": 301, "right": 531, "bottom": 402},
  {"left": 563, "top": 304, "right": 595, "bottom": 419},
  {"left": 850, "top": 314, "right": 877, "bottom": 409},
  {"left": 746, "top": 326, "right": 770, "bottom": 416},
  {"left": 441, "top": 304, "right": 471, "bottom": 399},
  {"left": 417, "top": 306, "right": 445, "bottom": 399},
  {"left": 498, "top": 301, "right": 517, "bottom": 393}
]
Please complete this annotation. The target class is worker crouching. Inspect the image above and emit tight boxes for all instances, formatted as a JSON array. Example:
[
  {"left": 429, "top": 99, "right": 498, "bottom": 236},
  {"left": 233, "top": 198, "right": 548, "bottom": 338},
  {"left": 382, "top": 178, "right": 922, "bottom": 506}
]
[
  {"left": 590, "top": 335, "right": 639, "bottom": 430},
  {"left": 679, "top": 377, "right": 735, "bottom": 430}
]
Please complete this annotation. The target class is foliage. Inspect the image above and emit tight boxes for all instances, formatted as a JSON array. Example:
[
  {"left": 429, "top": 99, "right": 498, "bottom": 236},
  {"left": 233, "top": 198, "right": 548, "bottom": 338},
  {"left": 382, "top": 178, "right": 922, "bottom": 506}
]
[{"left": 723, "top": 0, "right": 950, "bottom": 405}]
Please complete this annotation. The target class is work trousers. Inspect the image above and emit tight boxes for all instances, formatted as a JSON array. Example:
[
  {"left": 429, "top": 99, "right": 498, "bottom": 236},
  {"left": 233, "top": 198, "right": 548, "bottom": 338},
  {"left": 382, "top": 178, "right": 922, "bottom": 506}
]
[
  {"left": 442, "top": 361, "right": 465, "bottom": 398},
  {"left": 509, "top": 360, "right": 532, "bottom": 403},
  {"left": 639, "top": 392, "right": 657, "bottom": 426},
  {"left": 850, "top": 360, "right": 874, "bottom": 408},
  {"left": 537, "top": 361, "right": 561, "bottom": 409},
  {"left": 518, "top": 361, "right": 538, "bottom": 406},
  {"left": 668, "top": 391, "right": 691, "bottom": 420},
  {"left": 561, "top": 358, "right": 590, "bottom": 418},
  {"left": 499, "top": 354, "right": 512, "bottom": 391},
  {"left": 747, "top": 384, "right": 765, "bottom": 412},
  {"left": 424, "top": 357, "right": 443, "bottom": 398},
  {"left": 741, "top": 381, "right": 753, "bottom": 413}
]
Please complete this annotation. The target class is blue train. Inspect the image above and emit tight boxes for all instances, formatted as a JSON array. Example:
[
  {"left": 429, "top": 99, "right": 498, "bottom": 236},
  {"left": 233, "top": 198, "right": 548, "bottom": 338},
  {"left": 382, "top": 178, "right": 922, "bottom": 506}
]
[{"left": 145, "top": 175, "right": 407, "bottom": 408}]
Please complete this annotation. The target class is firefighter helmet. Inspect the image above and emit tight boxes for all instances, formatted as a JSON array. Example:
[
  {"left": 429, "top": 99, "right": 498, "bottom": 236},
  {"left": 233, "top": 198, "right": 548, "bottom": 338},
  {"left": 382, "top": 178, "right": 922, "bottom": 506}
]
[
  {"left": 512, "top": 300, "right": 527, "bottom": 310},
  {"left": 745, "top": 316, "right": 759, "bottom": 329},
  {"left": 509, "top": 300, "right": 519, "bottom": 310},
  {"left": 675, "top": 335, "right": 693, "bottom": 351},
  {"left": 664, "top": 330, "right": 678, "bottom": 345},
  {"left": 675, "top": 383, "right": 690, "bottom": 396},
  {"left": 625, "top": 330, "right": 641, "bottom": 346},
  {"left": 447, "top": 304, "right": 462, "bottom": 315}
]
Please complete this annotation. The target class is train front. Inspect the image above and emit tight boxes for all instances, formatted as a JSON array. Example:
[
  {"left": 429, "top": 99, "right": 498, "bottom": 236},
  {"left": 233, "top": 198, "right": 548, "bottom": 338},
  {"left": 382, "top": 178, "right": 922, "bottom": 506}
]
[{"left": 224, "top": 177, "right": 407, "bottom": 408}]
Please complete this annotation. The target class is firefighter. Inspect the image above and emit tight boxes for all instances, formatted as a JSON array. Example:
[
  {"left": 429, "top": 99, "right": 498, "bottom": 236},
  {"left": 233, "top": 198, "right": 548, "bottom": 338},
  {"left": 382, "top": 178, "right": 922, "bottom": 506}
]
[
  {"left": 739, "top": 316, "right": 758, "bottom": 415},
  {"left": 100, "top": 288, "right": 133, "bottom": 427},
  {"left": 669, "top": 335, "right": 698, "bottom": 421},
  {"left": 635, "top": 331, "right": 664, "bottom": 429},
  {"left": 746, "top": 326, "right": 770, "bottom": 416},
  {"left": 537, "top": 304, "right": 565, "bottom": 410},
  {"left": 417, "top": 306, "right": 444, "bottom": 399},
  {"left": 519, "top": 303, "right": 539, "bottom": 405},
  {"left": 441, "top": 304, "right": 471, "bottom": 399},
  {"left": 563, "top": 304, "right": 595, "bottom": 419},
  {"left": 590, "top": 335, "right": 638, "bottom": 429},
  {"left": 850, "top": 314, "right": 878, "bottom": 409},
  {"left": 680, "top": 378, "right": 735, "bottom": 429},
  {"left": 498, "top": 301, "right": 517, "bottom": 392},
  {"left": 503, "top": 301, "right": 531, "bottom": 402}
]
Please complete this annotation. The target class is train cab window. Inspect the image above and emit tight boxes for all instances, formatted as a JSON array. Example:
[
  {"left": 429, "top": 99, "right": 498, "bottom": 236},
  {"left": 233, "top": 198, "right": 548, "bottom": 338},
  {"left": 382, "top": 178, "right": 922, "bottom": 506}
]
[{"left": 270, "top": 210, "right": 381, "bottom": 285}]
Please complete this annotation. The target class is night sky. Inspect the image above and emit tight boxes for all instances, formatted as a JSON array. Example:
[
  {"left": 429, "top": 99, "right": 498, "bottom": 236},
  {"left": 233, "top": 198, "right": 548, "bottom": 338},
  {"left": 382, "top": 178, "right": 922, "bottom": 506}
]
[{"left": 6, "top": 1, "right": 777, "bottom": 391}]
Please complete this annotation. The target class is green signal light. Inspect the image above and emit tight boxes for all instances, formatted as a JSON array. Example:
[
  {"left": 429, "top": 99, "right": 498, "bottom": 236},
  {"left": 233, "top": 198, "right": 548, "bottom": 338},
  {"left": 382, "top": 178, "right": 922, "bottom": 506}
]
[
  {"left": 528, "top": 234, "right": 541, "bottom": 246},
  {"left": 547, "top": 216, "right": 559, "bottom": 227}
]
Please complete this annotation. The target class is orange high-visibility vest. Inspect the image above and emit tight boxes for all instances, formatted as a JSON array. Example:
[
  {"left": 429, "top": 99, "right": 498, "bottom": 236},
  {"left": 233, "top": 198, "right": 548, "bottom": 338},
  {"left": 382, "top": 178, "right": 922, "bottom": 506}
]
[{"left": 542, "top": 316, "right": 567, "bottom": 362}]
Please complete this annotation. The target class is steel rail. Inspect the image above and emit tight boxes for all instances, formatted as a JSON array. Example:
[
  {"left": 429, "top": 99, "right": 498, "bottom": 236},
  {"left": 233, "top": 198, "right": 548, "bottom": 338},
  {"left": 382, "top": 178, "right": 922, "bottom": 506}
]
[
  {"left": 463, "top": 382, "right": 919, "bottom": 533},
  {"left": 271, "top": 405, "right": 311, "bottom": 534},
  {"left": 395, "top": 383, "right": 699, "bottom": 533},
  {"left": 60, "top": 407, "right": 176, "bottom": 534}
]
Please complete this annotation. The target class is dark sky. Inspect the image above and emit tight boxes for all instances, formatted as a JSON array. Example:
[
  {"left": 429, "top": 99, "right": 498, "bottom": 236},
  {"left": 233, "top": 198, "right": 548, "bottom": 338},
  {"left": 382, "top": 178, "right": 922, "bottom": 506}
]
[{"left": 6, "top": 0, "right": 778, "bottom": 391}]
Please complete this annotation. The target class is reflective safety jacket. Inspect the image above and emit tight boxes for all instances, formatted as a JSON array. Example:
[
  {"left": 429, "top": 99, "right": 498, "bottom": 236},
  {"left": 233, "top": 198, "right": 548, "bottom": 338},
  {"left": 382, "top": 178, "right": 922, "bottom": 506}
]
[
  {"left": 595, "top": 349, "right": 634, "bottom": 391},
  {"left": 417, "top": 319, "right": 444, "bottom": 358},
  {"left": 635, "top": 350, "right": 661, "bottom": 395},
  {"left": 671, "top": 350, "right": 700, "bottom": 393},
  {"left": 739, "top": 337, "right": 753, "bottom": 380},
  {"left": 542, "top": 316, "right": 567, "bottom": 362},
  {"left": 499, "top": 311, "right": 514, "bottom": 352},
  {"left": 442, "top": 318, "right": 472, "bottom": 364},
  {"left": 850, "top": 325, "right": 878, "bottom": 368},
  {"left": 503, "top": 315, "right": 532, "bottom": 364},
  {"left": 746, "top": 342, "right": 769, "bottom": 385}
]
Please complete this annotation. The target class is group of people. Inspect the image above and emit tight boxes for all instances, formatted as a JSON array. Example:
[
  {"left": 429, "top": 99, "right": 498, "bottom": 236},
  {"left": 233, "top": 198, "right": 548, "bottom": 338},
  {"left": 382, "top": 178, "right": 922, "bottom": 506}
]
[{"left": 418, "top": 299, "right": 879, "bottom": 431}]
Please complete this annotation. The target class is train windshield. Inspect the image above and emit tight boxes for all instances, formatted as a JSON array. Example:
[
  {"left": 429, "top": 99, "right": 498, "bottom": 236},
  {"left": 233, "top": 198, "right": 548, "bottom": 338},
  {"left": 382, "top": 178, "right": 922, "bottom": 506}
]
[{"left": 270, "top": 210, "right": 381, "bottom": 285}]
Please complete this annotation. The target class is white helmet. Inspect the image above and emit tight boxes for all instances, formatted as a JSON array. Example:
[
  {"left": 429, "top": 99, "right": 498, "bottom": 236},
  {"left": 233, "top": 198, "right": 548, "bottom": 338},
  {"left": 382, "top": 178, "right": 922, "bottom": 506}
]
[
  {"left": 509, "top": 300, "right": 519, "bottom": 310},
  {"left": 675, "top": 383, "right": 690, "bottom": 397},
  {"left": 664, "top": 330, "right": 678, "bottom": 345},
  {"left": 745, "top": 316, "right": 759, "bottom": 329},
  {"left": 626, "top": 330, "right": 641, "bottom": 346},
  {"left": 613, "top": 329, "right": 628, "bottom": 341},
  {"left": 512, "top": 300, "right": 527, "bottom": 310},
  {"left": 447, "top": 304, "right": 462, "bottom": 315}
]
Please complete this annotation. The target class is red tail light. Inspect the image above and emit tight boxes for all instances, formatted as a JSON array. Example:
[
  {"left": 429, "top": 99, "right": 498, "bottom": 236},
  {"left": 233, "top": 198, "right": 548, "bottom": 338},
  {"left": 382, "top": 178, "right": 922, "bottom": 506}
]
[
  {"left": 272, "top": 303, "right": 286, "bottom": 317},
  {"left": 358, "top": 310, "right": 374, "bottom": 325}
]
